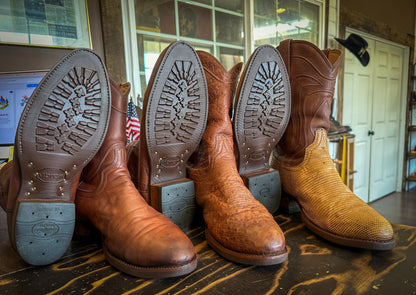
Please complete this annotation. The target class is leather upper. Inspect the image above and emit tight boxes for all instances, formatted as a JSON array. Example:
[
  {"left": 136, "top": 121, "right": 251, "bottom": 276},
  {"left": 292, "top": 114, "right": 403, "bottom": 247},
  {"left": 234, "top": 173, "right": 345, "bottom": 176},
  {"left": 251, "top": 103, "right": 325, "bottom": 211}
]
[
  {"left": 76, "top": 79, "right": 196, "bottom": 267},
  {"left": 189, "top": 51, "right": 286, "bottom": 255}
]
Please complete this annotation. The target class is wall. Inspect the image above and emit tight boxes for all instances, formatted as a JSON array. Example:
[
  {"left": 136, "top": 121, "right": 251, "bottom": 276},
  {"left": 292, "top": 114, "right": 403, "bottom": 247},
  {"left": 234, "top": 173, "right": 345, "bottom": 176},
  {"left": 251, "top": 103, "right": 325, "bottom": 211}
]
[
  {"left": 0, "top": 0, "right": 104, "bottom": 73},
  {"left": 339, "top": 0, "right": 415, "bottom": 48}
]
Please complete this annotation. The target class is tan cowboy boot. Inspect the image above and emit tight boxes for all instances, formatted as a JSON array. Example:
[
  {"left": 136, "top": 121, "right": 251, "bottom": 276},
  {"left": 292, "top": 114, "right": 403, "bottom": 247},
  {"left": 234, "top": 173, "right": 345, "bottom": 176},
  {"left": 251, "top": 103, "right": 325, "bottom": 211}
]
[
  {"left": 188, "top": 51, "right": 288, "bottom": 265},
  {"left": 1, "top": 49, "right": 111, "bottom": 265},
  {"left": 76, "top": 79, "right": 197, "bottom": 278},
  {"left": 272, "top": 39, "right": 395, "bottom": 250},
  {"left": 138, "top": 41, "right": 208, "bottom": 231},
  {"left": 233, "top": 45, "right": 291, "bottom": 214}
]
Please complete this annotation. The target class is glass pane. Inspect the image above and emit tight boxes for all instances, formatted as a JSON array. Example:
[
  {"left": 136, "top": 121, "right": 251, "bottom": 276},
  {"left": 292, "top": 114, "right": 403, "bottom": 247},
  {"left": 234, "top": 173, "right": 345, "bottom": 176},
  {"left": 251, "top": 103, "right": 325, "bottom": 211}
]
[
  {"left": 216, "top": 12, "right": 244, "bottom": 46},
  {"left": 253, "top": 0, "right": 320, "bottom": 47},
  {"left": 178, "top": 3, "right": 212, "bottom": 40},
  {"left": 137, "top": 35, "right": 176, "bottom": 97},
  {"left": 135, "top": 0, "right": 175, "bottom": 35},
  {"left": 192, "top": 0, "right": 212, "bottom": 5},
  {"left": 300, "top": 1, "right": 319, "bottom": 33},
  {"left": 217, "top": 46, "right": 243, "bottom": 70},
  {"left": 254, "top": 15, "right": 279, "bottom": 47},
  {"left": 215, "top": 0, "right": 243, "bottom": 13}
]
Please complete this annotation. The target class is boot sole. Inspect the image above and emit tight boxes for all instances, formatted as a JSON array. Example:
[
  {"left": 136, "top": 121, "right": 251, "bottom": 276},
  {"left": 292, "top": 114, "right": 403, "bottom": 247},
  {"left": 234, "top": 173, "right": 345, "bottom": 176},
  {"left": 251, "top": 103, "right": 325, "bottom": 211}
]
[
  {"left": 205, "top": 230, "right": 288, "bottom": 266},
  {"left": 12, "top": 49, "right": 111, "bottom": 265},
  {"left": 301, "top": 209, "right": 396, "bottom": 250},
  {"left": 233, "top": 45, "right": 290, "bottom": 213},
  {"left": 104, "top": 245, "right": 197, "bottom": 278},
  {"left": 143, "top": 41, "right": 208, "bottom": 230}
]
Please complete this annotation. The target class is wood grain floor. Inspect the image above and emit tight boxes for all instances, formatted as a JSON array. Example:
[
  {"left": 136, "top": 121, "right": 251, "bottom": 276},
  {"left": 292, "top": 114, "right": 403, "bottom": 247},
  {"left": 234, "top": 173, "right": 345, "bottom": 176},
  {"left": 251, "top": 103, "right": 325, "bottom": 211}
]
[{"left": 0, "top": 192, "right": 415, "bottom": 294}]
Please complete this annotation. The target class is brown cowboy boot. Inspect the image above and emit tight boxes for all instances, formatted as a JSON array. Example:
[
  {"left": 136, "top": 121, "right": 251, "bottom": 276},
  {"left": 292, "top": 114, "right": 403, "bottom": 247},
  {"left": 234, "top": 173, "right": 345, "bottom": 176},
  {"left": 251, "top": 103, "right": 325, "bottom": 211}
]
[
  {"left": 1, "top": 49, "right": 111, "bottom": 265},
  {"left": 76, "top": 79, "right": 197, "bottom": 278},
  {"left": 272, "top": 39, "right": 395, "bottom": 250},
  {"left": 233, "top": 45, "right": 291, "bottom": 214},
  {"left": 188, "top": 51, "right": 288, "bottom": 265},
  {"left": 138, "top": 41, "right": 208, "bottom": 231}
]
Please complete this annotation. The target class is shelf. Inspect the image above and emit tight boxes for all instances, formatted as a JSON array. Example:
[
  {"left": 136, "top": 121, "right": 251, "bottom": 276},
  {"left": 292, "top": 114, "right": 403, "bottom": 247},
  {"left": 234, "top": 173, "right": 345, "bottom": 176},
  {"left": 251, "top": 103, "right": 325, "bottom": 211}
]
[
  {"left": 409, "top": 126, "right": 416, "bottom": 132},
  {"left": 408, "top": 174, "right": 416, "bottom": 182}
]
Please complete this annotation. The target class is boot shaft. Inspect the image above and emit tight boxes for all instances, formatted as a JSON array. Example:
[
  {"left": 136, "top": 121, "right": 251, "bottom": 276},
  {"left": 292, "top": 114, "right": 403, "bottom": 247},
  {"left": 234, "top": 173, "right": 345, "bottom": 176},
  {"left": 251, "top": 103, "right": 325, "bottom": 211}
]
[
  {"left": 277, "top": 39, "right": 342, "bottom": 161},
  {"left": 82, "top": 80, "right": 131, "bottom": 181},
  {"left": 196, "top": 51, "right": 242, "bottom": 144}
]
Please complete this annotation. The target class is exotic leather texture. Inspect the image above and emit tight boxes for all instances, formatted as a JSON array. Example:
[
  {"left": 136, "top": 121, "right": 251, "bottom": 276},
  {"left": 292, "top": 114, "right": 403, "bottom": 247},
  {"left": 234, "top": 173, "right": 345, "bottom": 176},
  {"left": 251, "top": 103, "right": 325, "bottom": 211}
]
[
  {"left": 275, "top": 129, "right": 394, "bottom": 241},
  {"left": 189, "top": 51, "right": 286, "bottom": 256},
  {"left": 277, "top": 39, "right": 342, "bottom": 164},
  {"left": 76, "top": 80, "right": 196, "bottom": 269},
  {"left": 273, "top": 39, "right": 394, "bottom": 249}
]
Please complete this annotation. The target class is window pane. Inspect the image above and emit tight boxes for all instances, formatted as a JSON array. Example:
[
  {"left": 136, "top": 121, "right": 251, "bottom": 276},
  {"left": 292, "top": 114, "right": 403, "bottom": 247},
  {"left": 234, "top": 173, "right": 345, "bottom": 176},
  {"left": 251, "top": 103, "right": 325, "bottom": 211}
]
[
  {"left": 216, "top": 12, "right": 244, "bottom": 46},
  {"left": 217, "top": 46, "right": 243, "bottom": 70},
  {"left": 137, "top": 35, "right": 176, "bottom": 96},
  {"left": 215, "top": 0, "right": 243, "bottom": 13},
  {"left": 192, "top": 0, "right": 212, "bottom": 5},
  {"left": 253, "top": 0, "right": 320, "bottom": 47},
  {"left": 178, "top": 3, "right": 212, "bottom": 40},
  {"left": 135, "top": 0, "right": 175, "bottom": 35}
]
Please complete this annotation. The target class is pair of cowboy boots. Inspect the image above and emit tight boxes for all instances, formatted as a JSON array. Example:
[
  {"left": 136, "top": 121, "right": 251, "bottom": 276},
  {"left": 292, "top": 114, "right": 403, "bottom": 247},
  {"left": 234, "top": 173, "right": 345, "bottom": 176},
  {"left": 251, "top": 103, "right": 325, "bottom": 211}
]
[
  {"left": 128, "top": 42, "right": 289, "bottom": 265},
  {"left": 0, "top": 48, "right": 197, "bottom": 278}
]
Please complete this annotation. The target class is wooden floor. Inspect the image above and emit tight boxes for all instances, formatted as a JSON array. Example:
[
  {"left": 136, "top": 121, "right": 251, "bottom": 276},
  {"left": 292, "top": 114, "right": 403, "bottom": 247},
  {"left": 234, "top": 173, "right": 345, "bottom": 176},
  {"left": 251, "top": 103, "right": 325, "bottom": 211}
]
[
  {"left": 0, "top": 191, "right": 415, "bottom": 294},
  {"left": 369, "top": 191, "right": 416, "bottom": 226}
]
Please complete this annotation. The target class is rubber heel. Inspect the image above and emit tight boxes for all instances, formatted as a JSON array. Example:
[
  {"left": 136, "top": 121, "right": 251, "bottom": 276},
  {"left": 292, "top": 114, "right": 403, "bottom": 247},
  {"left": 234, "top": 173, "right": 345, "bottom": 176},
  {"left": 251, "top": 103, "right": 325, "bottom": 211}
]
[
  {"left": 151, "top": 179, "right": 196, "bottom": 232},
  {"left": 14, "top": 201, "right": 75, "bottom": 266},
  {"left": 241, "top": 168, "right": 282, "bottom": 214}
]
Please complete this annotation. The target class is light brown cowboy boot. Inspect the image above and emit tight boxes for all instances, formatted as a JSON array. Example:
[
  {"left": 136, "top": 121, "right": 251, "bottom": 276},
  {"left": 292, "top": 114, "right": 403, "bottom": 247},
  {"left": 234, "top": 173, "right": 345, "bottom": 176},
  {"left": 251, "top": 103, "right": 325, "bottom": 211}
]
[
  {"left": 76, "top": 79, "right": 197, "bottom": 278},
  {"left": 2, "top": 49, "right": 111, "bottom": 265},
  {"left": 233, "top": 45, "right": 291, "bottom": 214},
  {"left": 272, "top": 39, "right": 395, "bottom": 250},
  {"left": 188, "top": 51, "right": 288, "bottom": 265},
  {"left": 138, "top": 41, "right": 208, "bottom": 231}
]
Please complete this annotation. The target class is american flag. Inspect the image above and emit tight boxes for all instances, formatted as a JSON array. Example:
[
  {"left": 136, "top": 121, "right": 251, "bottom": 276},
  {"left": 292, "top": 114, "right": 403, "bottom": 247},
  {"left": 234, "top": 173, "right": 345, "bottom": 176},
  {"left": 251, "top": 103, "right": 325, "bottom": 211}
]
[{"left": 126, "top": 98, "right": 141, "bottom": 142}]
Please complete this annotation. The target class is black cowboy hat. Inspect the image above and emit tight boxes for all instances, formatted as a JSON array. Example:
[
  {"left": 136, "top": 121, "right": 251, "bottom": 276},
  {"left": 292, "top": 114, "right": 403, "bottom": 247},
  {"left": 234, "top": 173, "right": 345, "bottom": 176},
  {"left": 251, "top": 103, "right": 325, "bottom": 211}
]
[{"left": 335, "top": 33, "right": 370, "bottom": 66}]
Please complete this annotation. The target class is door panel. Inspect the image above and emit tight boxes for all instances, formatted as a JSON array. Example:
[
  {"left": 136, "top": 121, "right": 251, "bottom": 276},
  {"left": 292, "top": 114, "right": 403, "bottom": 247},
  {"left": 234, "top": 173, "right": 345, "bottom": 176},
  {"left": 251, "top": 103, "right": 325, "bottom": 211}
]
[
  {"left": 343, "top": 31, "right": 405, "bottom": 203},
  {"left": 369, "top": 42, "right": 403, "bottom": 201},
  {"left": 342, "top": 39, "right": 374, "bottom": 202}
]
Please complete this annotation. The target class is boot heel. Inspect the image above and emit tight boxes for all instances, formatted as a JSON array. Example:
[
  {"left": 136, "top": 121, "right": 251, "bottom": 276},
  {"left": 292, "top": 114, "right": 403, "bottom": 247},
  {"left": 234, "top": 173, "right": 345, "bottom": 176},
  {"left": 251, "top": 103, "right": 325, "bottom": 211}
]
[
  {"left": 14, "top": 201, "right": 75, "bottom": 266},
  {"left": 151, "top": 179, "right": 197, "bottom": 232},
  {"left": 280, "top": 192, "right": 300, "bottom": 214},
  {"left": 241, "top": 168, "right": 281, "bottom": 214}
]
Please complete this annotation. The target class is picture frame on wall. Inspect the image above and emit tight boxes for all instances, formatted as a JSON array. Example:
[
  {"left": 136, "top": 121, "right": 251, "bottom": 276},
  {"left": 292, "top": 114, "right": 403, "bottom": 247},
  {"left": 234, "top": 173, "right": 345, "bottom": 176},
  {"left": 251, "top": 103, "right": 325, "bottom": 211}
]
[{"left": 0, "top": 0, "right": 91, "bottom": 49}]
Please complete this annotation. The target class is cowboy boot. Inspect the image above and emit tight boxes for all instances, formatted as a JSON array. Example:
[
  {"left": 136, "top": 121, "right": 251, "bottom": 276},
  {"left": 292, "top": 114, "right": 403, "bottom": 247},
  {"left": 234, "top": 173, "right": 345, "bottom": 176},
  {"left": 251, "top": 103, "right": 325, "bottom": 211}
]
[
  {"left": 233, "top": 45, "right": 291, "bottom": 214},
  {"left": 76, "top": 79, "right": 196, "bottom": 278},
  {"left": 1, "top": 49, "right": 111, "bottom": 265},
  {"left": 138, "top": 41, "right": 208, "bottom": 231},
  {"left": 188, "top": 51, "right": 288, "bottom": 265},
  {"left": 272, "top": 39, "right": 395, "bottom": 250},
  {"left": 0, "top": 161, "right": 12, "bottom": 212},
  {"left": 126, "top": 139, "right": 140, "bottom": 189}
]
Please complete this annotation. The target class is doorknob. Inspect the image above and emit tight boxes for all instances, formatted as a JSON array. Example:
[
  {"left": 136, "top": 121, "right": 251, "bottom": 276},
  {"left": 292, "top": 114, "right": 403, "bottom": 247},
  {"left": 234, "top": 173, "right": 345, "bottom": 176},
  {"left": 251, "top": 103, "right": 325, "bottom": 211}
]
[{"left": 368, "top": 130, "right": 375, "bottom": 136}]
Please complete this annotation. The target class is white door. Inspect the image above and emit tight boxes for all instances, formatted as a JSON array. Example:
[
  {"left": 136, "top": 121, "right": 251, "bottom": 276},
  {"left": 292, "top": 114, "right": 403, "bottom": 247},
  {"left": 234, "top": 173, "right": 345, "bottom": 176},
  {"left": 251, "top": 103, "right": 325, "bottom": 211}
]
[
  {"left": 369, "top": 42, "right": 403, "bottom": 201},
  {"left": 342, "top": 30, "right": 408, "bottom": 203}
]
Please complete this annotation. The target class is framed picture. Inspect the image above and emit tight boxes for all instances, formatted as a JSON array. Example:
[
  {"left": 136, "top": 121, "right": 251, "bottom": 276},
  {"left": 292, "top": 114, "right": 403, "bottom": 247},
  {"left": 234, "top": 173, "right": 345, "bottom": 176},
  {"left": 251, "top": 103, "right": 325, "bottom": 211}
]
[{"left": 0, "top": 0, "right": 91, "bottom": 48}]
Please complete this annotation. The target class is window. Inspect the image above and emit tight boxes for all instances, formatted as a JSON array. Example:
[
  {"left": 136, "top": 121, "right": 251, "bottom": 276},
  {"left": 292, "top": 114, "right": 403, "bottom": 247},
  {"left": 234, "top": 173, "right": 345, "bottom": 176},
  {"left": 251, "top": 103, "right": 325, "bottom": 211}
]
[
  {"left": 122, "top": 0, "right": 324, "bottom": 106},
  {"left": 254, "top": 0, "right": 322, "bottom": 46}
]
